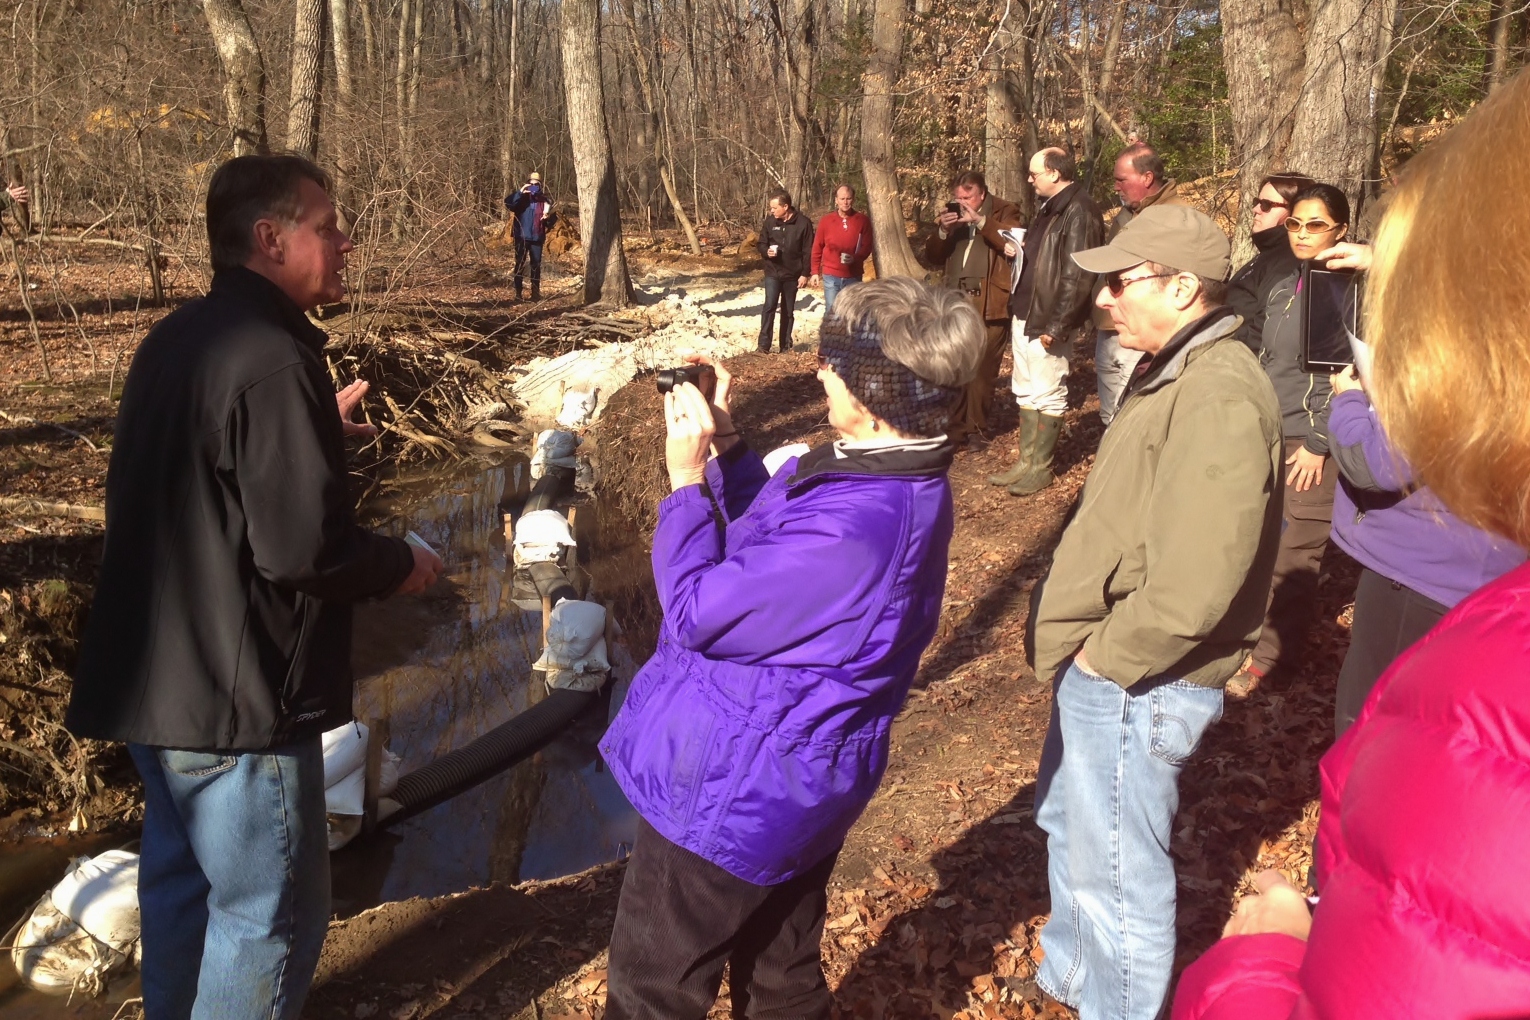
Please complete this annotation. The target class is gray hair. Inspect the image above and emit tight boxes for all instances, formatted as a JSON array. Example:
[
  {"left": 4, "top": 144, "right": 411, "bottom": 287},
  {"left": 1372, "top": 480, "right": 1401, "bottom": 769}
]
[
  {"left": 1143, "top": 261, "right": 1229, "bottom": 307},
  {"left": 832, "top": 276, "right": 985, "bottom": 386}
]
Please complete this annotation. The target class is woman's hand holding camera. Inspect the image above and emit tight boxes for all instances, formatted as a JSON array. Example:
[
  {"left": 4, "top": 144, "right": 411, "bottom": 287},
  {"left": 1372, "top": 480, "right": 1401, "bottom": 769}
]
[
  {"left": 1315, "top": 242, "right": 1373, "bottom": 272},
  {"left": 665, "top": 383, "right": 715, "bottom": 491},
  {"left": 1331, "top": 364, "right": 1364, "bottom": 395}
]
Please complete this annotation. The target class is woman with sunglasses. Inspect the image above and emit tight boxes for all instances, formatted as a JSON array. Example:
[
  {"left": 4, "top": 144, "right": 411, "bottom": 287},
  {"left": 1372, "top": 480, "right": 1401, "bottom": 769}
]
[
  {"left": 1234, "top": 182, "right": 1351, "bottom": 690},
  {"left": 1227, "top": 172, "right": 1315, "bottom": 350},
  {"left": 600, "top": 277, "right": 985, "bottom": 1020}
]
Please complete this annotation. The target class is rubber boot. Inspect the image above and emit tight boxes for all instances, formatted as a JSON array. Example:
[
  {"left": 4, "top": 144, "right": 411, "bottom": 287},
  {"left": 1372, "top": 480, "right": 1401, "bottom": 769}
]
[
  {"left": 513, "top": 277, "right": 524, "bottom": 301},
  {"left": 1008, "top": 413, "right": 1063, "bottom": 496},
  {"left": 989, "top": 408, "right": 1038, "bottom": 485}
]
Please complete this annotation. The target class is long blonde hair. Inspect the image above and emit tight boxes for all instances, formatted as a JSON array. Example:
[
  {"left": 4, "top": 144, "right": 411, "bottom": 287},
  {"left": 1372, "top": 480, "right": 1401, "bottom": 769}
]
[{"left": 1367, "top": 72, "right": 1530, "bottom": 547}]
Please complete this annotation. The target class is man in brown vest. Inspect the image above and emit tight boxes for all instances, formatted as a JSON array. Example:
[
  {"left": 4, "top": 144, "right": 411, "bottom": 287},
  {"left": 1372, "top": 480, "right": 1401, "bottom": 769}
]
[{"left": 926, "top": 171, "right": 1022, "bottom": 442}]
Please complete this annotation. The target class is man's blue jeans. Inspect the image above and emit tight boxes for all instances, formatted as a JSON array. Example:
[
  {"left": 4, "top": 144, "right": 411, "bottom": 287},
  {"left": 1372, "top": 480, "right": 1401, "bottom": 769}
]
[
  {"left": 1033, "top": 660, "right": 1224, "bottom": 1020},
  {"left": 129, "top": 739, "right": 330, "bottom": 1020},
  {"left": 821, "top": 273, "right": 861, "bottom": 313}
]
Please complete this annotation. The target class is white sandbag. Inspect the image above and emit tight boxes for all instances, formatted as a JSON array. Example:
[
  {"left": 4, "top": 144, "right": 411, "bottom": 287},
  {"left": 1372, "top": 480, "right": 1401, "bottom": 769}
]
[
  {"left": 12, "top": 850, "right": 140, "bottom": 997},
  {"left": 762, "top": 443, "right": 811, "bottom": 477},
  {"left": 556, "top": 389, "right": 599, "bottom": 429},
  {"left": 327, "top": 766, "right": 366, "bottom": 818},
  {"left": 513, "top": 508, "right": 577, "bottom": 566},
  {"left": 529, "top": 429, "right": 580, "bottom": 480},
  {"left": 322, "top": 721, "right": 369, "bottom": 788},
  {"left": 532, "top": 601, "right": 611, "bottom": 684}
]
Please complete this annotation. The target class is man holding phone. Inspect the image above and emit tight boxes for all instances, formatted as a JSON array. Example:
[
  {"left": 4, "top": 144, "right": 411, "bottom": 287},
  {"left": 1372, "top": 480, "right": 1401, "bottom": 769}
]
[
  {"left": 756, "top": 188, "right": 814, "bottom": 352},
  {"left": 505, "top": 171, "right": 557, "bottom": 301},
  {"left": 925, "top": 170, "right": 1023, "bottom": 442}
]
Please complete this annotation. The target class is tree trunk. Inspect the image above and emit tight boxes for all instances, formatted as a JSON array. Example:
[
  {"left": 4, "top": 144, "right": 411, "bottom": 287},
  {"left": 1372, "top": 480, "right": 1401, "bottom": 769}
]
[
  {"left": 983, "top": 32, "right": 1023, "bottom": 203},
  {"left": 200, "top": 0, "right": 269, "bottom": 155},
  {"left": 1285, "top": 0, "right": 1397, "bottom": 214},
  {"left": 287, "top": 0, "right": 325, "bottom": 159},
  {"left": 1091, "top": 0, "right": 1128, "bottom": 157},
  {"left": 618, "top": 1, "right": 703, "bottom": 253},
  {"left": 329, "top": 0, "right": 355, "bottom": 228},
  {"left": 500, "top": 0, "right": 520, "bottom": 201},
  {"left": 782, "top": 0, "right": 816, "bottom": 203},
  {"left": 862, "top": 0, "right": 922, "bottom": 277},
  {"left": 1488, "top": 0, "right": 1513, "bottom": 92},
  {"left": 1219, "top": 0, "right": 1304, "bottom": 261},
  {"left": 560, "top": 0, "right": 633, "bottom": 306}
]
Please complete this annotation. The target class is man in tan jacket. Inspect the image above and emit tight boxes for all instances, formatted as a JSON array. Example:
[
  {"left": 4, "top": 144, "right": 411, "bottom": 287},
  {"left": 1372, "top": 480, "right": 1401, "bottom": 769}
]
[
  {"left": 1094, "top": 144, "right": 1188, "bottom": 424},
  {"left": 925, "top": 171, "right": 1022, "bottom": 441},
  {"left": 1026, "top": 205, "right": 1283, "bottom": 1020}
]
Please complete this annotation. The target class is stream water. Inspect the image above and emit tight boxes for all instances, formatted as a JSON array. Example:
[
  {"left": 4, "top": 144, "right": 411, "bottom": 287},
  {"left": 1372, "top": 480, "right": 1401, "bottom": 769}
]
[{"left": 0, "top": 451, "right": 641, "bottom": 1016}]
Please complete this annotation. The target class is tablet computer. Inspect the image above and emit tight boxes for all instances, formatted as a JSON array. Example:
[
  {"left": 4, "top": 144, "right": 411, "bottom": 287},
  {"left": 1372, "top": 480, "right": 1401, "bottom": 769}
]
[{"left": 1299, "top": 263, "right": 1362, "bottom": 373}]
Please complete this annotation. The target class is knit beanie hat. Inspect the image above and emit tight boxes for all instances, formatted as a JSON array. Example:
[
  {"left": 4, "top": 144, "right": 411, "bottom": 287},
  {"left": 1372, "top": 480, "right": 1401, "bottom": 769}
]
[{"left": 816, "top": 311, "right": 961, "bottom": 438}]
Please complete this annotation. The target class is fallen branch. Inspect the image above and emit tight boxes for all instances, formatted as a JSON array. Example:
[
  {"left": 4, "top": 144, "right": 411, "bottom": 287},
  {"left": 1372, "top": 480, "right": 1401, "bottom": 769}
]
[
  {"left": 0, "top": 496, "right": 106, "bottom": 521},
  {"left": 0, "top": 410, "right": 104, "bottom": 453}
]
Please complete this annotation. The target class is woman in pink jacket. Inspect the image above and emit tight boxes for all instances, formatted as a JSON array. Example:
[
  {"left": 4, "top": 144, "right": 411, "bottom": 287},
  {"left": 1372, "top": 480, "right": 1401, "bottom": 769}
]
[{"left": 1173, "top": 70, "right": 1530, "bottom": 1019}]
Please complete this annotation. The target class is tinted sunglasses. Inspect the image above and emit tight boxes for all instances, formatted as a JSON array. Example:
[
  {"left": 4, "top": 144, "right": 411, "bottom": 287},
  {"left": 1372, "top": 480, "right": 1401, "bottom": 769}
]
[
  {"left": 1254, "top": 198, "right": 1289, "bottom": 214},
  {"left": 1104, "top": 271, "right": 1174, "bottom": 296},
  {"left": 1286, "top": 217, "right": 1339, "bottom": 234}
]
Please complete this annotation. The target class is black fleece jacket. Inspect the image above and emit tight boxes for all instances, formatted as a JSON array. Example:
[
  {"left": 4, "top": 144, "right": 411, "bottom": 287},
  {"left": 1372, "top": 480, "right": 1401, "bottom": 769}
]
[
  {"left": 67, "top": 268, "right": 414, "bottom": 750},
  {"left": 1227, "top": 225, "right": 1300, "bottom": 352}
]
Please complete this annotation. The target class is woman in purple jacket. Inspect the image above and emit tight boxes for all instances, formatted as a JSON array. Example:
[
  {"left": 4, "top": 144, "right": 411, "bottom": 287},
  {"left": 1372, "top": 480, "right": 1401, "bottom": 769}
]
[
  {"left": 1328, "top": 366, "right": 1524, "bottom": 734},
  {"left": 600, "top": 277, "right": 985, "bottom": 1019}
]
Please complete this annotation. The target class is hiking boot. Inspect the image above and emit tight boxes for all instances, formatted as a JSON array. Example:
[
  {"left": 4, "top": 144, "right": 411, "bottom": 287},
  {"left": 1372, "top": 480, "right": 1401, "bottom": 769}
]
[
  {"left": 513, "top": 277, "right": 524, "bottom": 301},
  {"left": 989, "top": 408, "right": 1039, "bottom": 485},
  {"left": 530, "top": 283, "right": 541, "bottom": 300},
  {"left": 1008, "top": 413, "right": 1064, "bottom": 496}
]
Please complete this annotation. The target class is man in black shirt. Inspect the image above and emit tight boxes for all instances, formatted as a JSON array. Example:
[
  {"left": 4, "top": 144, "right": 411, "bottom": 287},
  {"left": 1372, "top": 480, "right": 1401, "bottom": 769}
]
[
  {"left": 67, "top": 155, "right": 441, "bottom": 1020},
  {"left": 756, "top": 188, "right": 814, "bottom": 352}
]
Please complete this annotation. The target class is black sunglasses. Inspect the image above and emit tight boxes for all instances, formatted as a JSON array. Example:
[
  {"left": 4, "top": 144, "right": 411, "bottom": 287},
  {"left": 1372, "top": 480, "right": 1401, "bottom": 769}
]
[{"left": 1255, "top": 198, "right": 1289, "bottom": 214}]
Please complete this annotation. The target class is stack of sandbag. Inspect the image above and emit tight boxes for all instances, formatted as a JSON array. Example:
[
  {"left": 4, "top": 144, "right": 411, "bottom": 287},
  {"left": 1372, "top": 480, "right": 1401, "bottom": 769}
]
[
  {"left": 530, "top": 428, "right": 580, "bottom": 480},
  {"left": 322, "top": 721, "right": 401, "bottom": 851},
  {"left": 10, "top": 849, "right": 141, "bottom": 997},
  {"left": 532, "top": 599, "right": 611, "bottom": 693},
  {"left": 556, "top": 388, "right": 599, "bottom": 429},
  {"left": 512, "top": 508, "right": 577, "bottom": 569}
]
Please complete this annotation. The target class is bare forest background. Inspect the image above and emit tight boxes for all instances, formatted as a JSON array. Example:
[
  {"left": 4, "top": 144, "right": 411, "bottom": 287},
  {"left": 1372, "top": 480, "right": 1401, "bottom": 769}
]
[{"left": 0, "top": 0, "right": 1524, "bottom": 311}]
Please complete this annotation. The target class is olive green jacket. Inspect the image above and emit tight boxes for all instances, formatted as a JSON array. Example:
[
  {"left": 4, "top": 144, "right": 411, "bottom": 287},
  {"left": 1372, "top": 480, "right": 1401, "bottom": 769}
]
[{"left": 1031, "top": 310, "right": 1284, "bottom": 689}]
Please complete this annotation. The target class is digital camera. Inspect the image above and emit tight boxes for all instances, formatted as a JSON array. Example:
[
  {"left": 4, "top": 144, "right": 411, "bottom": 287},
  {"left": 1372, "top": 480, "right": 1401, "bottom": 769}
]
[{"left": 655, "top": 364, "right": 717, "bottom": 400}]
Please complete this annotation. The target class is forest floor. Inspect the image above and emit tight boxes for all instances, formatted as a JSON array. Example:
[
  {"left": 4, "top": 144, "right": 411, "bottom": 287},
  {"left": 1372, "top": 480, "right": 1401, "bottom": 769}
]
[{"left": 0, "top": 230, "right": 1356, "bottom": 1019}]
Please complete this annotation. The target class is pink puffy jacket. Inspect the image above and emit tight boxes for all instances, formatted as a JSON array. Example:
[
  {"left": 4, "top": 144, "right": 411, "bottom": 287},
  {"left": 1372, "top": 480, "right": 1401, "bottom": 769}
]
[{"left": 1173, "top": 560, "right": 1530, "bottom": 1019}]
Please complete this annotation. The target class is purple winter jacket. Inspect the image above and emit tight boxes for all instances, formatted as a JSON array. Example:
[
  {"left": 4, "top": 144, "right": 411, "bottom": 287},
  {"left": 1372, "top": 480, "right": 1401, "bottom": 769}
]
[
  {"left": 1329, "top": 389, "right": 1523, "bottom": 607},
  {"left": 599, "top": 439, "right": 955, "bottom": 885}
]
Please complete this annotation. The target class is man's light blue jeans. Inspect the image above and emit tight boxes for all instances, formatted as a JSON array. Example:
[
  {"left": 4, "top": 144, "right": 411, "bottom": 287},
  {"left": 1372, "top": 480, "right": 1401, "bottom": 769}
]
[
  {"left": 822, "top": 272, "right": 862, "bottom": 313},
  {"left": 129, "top": 739, "right": 330, "bottom": 1020},
  {"left": 1095, "top": 330, "right": 1145, "bottom": 425},
  {"left": 1033, "top": 660, "right": 1224, "bottom": 1020}
]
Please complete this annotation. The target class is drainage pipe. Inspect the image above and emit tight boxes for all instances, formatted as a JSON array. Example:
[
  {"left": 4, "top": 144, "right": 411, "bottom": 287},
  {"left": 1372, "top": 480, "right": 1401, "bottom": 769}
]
[{"left": 379, "top": 686, "right": 599, "bottom": 827}]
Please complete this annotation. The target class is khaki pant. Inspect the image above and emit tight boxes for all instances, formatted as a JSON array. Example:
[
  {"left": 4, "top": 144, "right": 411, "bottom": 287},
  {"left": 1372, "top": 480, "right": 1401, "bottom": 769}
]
[
  {"left": 1010, "top": 319, "right": 1072, "bottom": 416},
  {"left": 1250, "top": 437, "right": 1336, "bottom": 673},
  {"left": 950, "top": 318, "right": 1010, "bottom": 438}
]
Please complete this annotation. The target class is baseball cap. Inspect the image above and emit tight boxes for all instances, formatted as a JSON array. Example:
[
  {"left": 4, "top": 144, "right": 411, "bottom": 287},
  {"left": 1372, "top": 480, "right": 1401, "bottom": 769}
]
[{"left": 1072, "top": 205, "right": 1230, "bottom": 281}]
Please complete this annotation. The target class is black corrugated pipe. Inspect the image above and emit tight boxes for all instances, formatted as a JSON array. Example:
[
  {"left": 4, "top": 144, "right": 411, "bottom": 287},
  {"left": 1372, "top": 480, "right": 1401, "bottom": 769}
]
[
  {"left": 524, "top": 465, "right": 574, "bottom": 513},
  {"left": 380, "top": 686, "right": 600, "bottom": 827},
  {"left": 527, "top": 560, "right": 578, "bottom": 604}
]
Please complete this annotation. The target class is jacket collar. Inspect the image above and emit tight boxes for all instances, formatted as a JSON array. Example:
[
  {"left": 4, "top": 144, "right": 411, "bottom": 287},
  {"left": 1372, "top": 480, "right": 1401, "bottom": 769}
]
[
  {"left": 1131, "top": 179, "right": 1178, "bottom": 214},
  {"left": 1252, "top": 224, "right": 1288, "bottom": 252},
  {"left": 1039, "top": 182, "right": 1078, "bottom": 217},
  {"left": 209, "top": 266, "right": 329, "bottom": 353},
  {"left": 786, "top": 439, "right": 954, "bottom": 490},
  {"left": 1125, "top": 307, "right": 1242, "bottom": 399}
]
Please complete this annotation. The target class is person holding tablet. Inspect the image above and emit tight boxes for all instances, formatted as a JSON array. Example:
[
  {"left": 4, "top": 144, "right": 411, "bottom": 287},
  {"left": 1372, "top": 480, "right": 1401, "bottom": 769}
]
[{"left": 1234, "top": 183, "right": 1351, "bottom": 691}]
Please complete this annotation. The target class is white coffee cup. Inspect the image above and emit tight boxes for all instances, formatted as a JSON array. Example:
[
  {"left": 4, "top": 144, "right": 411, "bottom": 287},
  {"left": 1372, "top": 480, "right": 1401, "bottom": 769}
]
[
  {"left": 768, "top": 244, "right": 779, "bottom": 257},
  {"left": 839, "top": 252, "right": 851, "bottom": 265}
]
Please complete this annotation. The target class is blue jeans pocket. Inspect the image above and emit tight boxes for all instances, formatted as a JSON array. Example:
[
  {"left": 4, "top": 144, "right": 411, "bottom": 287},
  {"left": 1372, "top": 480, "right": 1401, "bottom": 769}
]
[
  {"left": 1148, "top": 682, "right": 1223, "bottom": 765},
  {"left": 160, "top": 749, "right": 238, "bottom": 778}
]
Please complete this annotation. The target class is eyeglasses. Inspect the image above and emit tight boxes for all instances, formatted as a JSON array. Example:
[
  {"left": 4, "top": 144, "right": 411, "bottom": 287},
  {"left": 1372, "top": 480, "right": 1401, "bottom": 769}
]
[
  {"left": 1105, "top": 272, "right": 1175, "bottom": 296},
  {"left": 1254, "top": 198, "right": 1289, "bottom": 214},
  {"left": 1286, "top": 217, "right": 1339, "bottom": 234}
]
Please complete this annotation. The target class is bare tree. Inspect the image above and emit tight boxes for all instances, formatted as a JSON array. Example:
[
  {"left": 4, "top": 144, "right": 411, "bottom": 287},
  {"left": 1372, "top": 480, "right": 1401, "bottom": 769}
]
[
  {"left": 862, "top": 0, "right": 922, "bottom": 277},
  {"left": 780, "top": 0, "right": 816, "bottom": 203},
  {"left": 561, "top": 0, "right": 634, "bottom": 305},
  {"left": 200, "top": 0, "right": 269, "bottom": 155},
  {"left": 288, "top": 0, "right": 326, "bottom": 158}
]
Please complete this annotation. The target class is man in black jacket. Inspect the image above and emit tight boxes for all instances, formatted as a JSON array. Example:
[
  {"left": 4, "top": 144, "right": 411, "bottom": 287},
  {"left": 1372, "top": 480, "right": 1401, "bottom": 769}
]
[
  {"left": 756, "top": 188, "right": 814, "bottom": 352},
  {"left": 990, "top": 148, "right": 1104, "bottom": 496},
  {"left": 66, "top": 155, "right": 441, "bottom": 1020}
]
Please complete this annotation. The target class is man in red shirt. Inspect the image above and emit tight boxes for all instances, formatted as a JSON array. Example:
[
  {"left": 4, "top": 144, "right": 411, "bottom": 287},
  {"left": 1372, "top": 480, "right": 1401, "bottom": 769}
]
[{"left": 810, "top": 184, "right": 874, "bottom": 313}]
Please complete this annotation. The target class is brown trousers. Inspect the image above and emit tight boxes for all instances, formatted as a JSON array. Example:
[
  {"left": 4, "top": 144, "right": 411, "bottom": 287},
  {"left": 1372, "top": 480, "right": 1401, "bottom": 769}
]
[
  {"left": 950, "top": 318, "right": 1011, "bottom": 438},
  {"left": 1250, "top": 437, "right": 1337, "bottom": 673}
]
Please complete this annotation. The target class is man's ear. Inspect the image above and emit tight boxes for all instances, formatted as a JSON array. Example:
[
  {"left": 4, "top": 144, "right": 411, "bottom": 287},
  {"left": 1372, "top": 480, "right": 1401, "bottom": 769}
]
[{"left": 251, "top": 219, "right": 284, "bottom": 264}]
